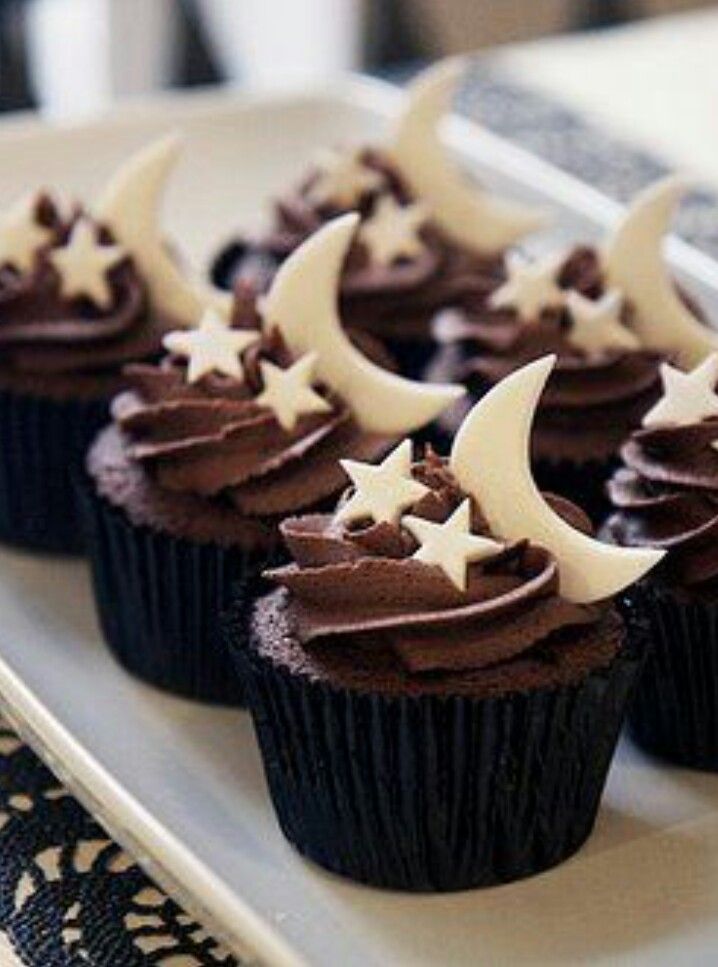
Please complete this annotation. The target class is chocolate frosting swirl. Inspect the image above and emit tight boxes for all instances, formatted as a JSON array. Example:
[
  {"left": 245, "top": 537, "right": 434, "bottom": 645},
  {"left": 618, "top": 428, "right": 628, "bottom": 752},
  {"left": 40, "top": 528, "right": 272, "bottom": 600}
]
[
  {"left": 604, "top": 418, "right": 718, "bottom": 592},
  {"left": 0, "top": 195, "right": 163, "bottom": 390},
  {"left": 90, "top": 292, "right": 396, "bottom": 544},
  {"left": 213, "top": 148, "right": 504, "bottom": 344},
  {"left": 267, "top": 453, "right": 604, "bottom": 675},
  {"left": 430, "top": 247, "right": 664, "bottom": 463}
]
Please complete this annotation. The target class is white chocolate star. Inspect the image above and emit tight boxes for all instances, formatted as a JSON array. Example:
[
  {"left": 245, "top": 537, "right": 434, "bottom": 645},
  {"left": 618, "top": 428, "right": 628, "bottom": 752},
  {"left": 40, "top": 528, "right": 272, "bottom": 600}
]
[
  {"left": 163, "top": 309, "right": 260, "bottom": 384},
  {"left": 306, "top": 148, "right": 385, "bottom": 208},
  {"left": 358, "top": 196, "right": 429, "bottom": 267},
  {"left": 489, "top": 253, "right": 565, "bottom": 321},
  {"left": 0, "top": 195, "right": 53, "bottom": 274},
  {"left": 642, "top": 354, "right": 718, "bottom": 428},
  {"left": 256, "top": 351, "right": 332, "bottom": 431},
  {"left": 49, "top": 217, "right": 126, "bottom": 309},
  {"left": 336, "top": 439, "right": 429, "bottom": 526},
  {"left": 566, "top": 290, "right": 639, "bottom": 355},
  {"left": 403, "top": 499, "right": 504, "bottom": 591}
]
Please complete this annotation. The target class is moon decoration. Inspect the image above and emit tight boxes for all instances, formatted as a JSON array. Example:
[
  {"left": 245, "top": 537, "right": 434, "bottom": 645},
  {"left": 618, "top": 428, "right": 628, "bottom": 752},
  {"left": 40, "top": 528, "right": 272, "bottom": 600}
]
[
  {"left": 389, "top": 58, "right": 547, "bottom": 255},
  {"left": 95, "top": 134, "right": 232, "bottom": 327},
  {"left": 260, "top": 212, "right": 464, "bottom": 435},
  {"left": 603, "top": 175, "right": 718, "bottom": 368},
  {"left": 449, "top": 354, "right": 664, "bottom": 604}
]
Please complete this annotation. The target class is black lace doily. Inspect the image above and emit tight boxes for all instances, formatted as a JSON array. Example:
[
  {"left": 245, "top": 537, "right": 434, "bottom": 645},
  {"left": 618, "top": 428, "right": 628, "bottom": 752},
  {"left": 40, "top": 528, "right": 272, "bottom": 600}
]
[{"left": 1, "top": 66, "right": 716, "bottom": 966}]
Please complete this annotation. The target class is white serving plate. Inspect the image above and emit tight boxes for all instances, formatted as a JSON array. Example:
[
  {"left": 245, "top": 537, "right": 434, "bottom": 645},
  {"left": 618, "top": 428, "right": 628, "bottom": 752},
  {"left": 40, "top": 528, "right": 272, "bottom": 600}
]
[{"left": 1, "top": 77, "right": 718, "bottom": 967}]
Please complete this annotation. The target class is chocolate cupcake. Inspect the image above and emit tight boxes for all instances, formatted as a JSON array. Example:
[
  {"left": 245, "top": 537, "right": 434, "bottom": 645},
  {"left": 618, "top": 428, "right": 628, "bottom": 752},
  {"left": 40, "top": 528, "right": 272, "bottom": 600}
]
[
  {"left": 211, "top": 59, "right": 543, "bottom": 376},
  {"left": 603, "top": 353, "right": 718, "bottom": 769},
  {"left": 429, "top": 177, "right": 716, "bottom": 520},
  {"left": 231, "top": 355, "right": 662, "bottom": 890},
  {"left": 0, "top": 189, "right": 169, "bottom": 553},
  {"left": 81, "top": 214, "right": 462, "bottom": 703}
]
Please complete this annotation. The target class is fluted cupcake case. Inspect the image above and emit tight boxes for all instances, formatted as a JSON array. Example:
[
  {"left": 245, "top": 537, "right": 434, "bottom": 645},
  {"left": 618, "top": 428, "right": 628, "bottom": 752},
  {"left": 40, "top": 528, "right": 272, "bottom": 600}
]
[
  {"left": 602, "top": 349, "right": 718, "bottom": 770},
  {"left": 227, "top": 356, "right": 665, "bottom": 891},
  {"left": 621, "top": 581, "right": 718, "bottom": 770},
  {"left": 232, "top": 604, "right": 643, "bottom": 892},
  {"left": 78, "top": 480, "right": 282, "bottom": 704},
  {"left": 0, "top": 388, "right": 109, "bottom": 553}
]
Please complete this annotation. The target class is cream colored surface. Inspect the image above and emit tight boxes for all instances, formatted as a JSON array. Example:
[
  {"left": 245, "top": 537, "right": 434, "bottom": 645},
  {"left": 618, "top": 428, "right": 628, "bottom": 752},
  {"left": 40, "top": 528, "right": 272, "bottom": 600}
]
[
  {"left": 497, "top": 8, "right": 718, "bottom": 185},
  {"left": 0, "top": 934, "right": 22, "bottom": 967}
]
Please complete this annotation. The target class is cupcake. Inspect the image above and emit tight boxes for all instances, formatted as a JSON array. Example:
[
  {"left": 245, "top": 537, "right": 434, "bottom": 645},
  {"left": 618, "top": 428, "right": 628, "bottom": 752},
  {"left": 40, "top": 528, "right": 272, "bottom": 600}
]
[
  {"left": 603, "top": 353, "right": 718, "bottom": 769},
  {"left": 211, "top": 59, "right": 544, "bottom": 376},
  {"left": 80, "top": 214, "right": 462, "bottom": 703},
  {"left": 0, "top": 188, "right": 169, "bottom": 553},
  {"left": 429, "top": 177, "right": 716, "bottom": 521},
  {"left": 231, "top": 355, "right": 662, "bottom": 890}
]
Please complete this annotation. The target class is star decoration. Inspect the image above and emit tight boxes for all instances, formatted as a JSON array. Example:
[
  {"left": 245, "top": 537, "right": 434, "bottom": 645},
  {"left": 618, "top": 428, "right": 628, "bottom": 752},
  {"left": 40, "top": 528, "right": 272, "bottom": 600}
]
[
  {"left": 306, "top": 148, "right": 385, "bottom": 208},
  {"left": 565, "top": 290, "right": 639, "bottom": 355},
  {"left": 402, "top": 499, "right": 504, "bottom": 591},
  {"left": 0, "top": 195, "right": 54, "bottom": 274},
  {"left": 162, "top": 309, "right": 260, "bottom": 384},
  {"left": 335, "top": 440, "right": 429, "bottom": 526},
  {"left": 48, "top": 217, "right": 126, "bottom": 309},
  {"left": 489, "top": 253, "right": 565, "bottom": 321},
  {"left": 642, "top": 354, "right": 718, "bottom": 428},
  {"left": 358, "top": 196, "right": 429, "bottom": 267},
  {"left": 256, "top": 352, "right": 332, "bottom": 431}
]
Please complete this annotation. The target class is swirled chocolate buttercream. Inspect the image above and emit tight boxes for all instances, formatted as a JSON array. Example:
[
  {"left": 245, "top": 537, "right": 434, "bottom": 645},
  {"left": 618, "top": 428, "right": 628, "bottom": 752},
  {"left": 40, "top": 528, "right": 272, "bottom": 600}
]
[
  {"left": 604, "top": 355, "right": 718, "bottom": 592},
  {"left": 267, "top": 452, "right": 606, "bottom": 675},
  {"left": 0, "top": 193, "right": 165, "bottom": 394},
  {"left": 87, "top": 290, "right": 395, "bottom": 547},
  {"left": 431, "top": 247, "right": 665, "bottom": 464},
  {"left": 213, "top": 147, "right": 504, "bottom": 352}
]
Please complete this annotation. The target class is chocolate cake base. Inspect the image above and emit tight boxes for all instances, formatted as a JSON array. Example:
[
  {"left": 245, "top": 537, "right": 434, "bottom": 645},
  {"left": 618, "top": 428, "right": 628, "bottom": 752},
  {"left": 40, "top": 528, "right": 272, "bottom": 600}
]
[
  {"left": 86, "top": 425, "right": 281, "bottom": 550},
  {"left": 622, "top": 580, "right": 718, "bottom": 771},
  {"left": 229, "top": 589, "right": 642, "bottom": 891}
]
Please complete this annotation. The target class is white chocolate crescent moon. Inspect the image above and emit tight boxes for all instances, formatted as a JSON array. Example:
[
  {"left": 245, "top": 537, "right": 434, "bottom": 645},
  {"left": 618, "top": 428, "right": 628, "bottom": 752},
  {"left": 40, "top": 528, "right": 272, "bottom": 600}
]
[
  {"left": 261, "top": 212, "right": 464, "bottom": 435},
  {"left": 95, "top": 134, "right": 231, "bottom": 327},
  {"left": 603, "top": 175, "right": 717, "bottom": 368},
  {"left": 449, "top": 355, "right": 663, "bottom": 603},
  {"left": 390, "top": 58, "right": 547, "bottom": 255}
]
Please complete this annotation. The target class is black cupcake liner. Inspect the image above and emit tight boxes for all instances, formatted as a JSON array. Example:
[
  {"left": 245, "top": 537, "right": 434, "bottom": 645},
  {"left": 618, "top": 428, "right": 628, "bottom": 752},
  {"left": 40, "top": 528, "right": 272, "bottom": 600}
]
[
  {"left": 382, "top": 335, "right": 438, "bottom": 381},
  {"left": 621, "top": 580, "right": 718, "bottom": 770},
  {"left": 78, "top": 477, "right": 283, "bottom": 705},
  {"left": 0, "top": 387, "right": 109, "bottom": 554},
  {"left": 534, "top": 455, "right": 619, "bottom": 526},
  {"left": 231, "top": 607, "right": 643, "bottom": 892}
]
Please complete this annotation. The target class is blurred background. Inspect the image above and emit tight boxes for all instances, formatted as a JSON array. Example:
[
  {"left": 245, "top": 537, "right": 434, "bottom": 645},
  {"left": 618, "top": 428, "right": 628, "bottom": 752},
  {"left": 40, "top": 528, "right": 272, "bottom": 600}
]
[
  {"left": 0, "top": 0, "right": 712, "bottom": 109},
  {"left": 0, "top": 0, "right": 715, "bottom": 180}
]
